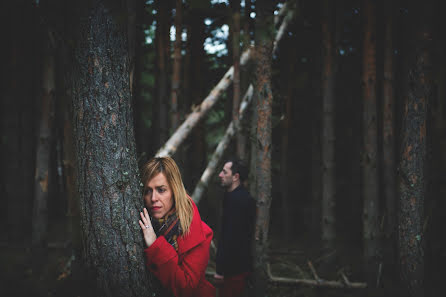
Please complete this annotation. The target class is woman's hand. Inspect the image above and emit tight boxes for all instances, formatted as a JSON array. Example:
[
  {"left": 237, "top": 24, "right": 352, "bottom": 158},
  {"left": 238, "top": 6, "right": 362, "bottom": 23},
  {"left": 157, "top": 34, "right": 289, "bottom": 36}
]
[{"left": 139, "top": 208, "right": 157, "bottom": 247}]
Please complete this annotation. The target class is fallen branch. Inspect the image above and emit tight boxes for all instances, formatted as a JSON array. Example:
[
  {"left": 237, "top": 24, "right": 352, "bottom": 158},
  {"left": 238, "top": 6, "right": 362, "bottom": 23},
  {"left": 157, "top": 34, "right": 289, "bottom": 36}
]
[
  {"left": 192, "top": 85, "right": 254, "bottom": 204},
  {"left": 156, "top": 49, "right": 252, "bottom": 157},
  {"left": 267, "top": 263, "right": 367, "bottom": 289},
  {"left": 156, "top": 4, "right": 294, "bottom": 157}
]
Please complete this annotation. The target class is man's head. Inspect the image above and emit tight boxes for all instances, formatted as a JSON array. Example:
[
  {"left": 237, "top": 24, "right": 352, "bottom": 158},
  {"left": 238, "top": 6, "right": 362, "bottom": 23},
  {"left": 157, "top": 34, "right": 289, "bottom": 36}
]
[{"left": 218, "top": 158, "right": 248, "bottom": 192}]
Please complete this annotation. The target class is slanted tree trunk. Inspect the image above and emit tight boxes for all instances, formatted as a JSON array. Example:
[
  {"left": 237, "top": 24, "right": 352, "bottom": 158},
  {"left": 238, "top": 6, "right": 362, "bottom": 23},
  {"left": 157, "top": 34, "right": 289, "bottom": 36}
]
[
  {"left": 397, "top": 2, "right": 433, "bottom": 296},
  {"left": 32, "top": 28, "right": 56, "bottom": 260},
  {"left": 361, "top": 0, "right": 380, "bottom": 285},
  {"left": 252, "top": 0, "right": 275, "bottom": 296},
  {"left": 321, "top": 0, "right": 336, "bottom": 250},
  {"left": 170, "top": 0, "right": 183, "bottom": 132},
  {"left": 70, "top": 1, "right": 154, "bottom": 296}
]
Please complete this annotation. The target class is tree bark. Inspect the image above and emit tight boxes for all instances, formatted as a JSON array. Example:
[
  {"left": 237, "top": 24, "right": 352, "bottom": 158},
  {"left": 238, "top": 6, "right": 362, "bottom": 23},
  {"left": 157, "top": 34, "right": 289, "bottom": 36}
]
[
  {"left": 252, "top": 0, "right": 275, "bottom": 295},
  {"left": 321, "top": 0, "right": 336, "bottom": 249},
  {"left": 70, "top": 1, "right": 154, "bottom": 296},
  {"left": 361, "top": 0, "right": 380, "bottom": 284},
  {"left": 397, "top": 2, "right": 433, "bottom": 296}
]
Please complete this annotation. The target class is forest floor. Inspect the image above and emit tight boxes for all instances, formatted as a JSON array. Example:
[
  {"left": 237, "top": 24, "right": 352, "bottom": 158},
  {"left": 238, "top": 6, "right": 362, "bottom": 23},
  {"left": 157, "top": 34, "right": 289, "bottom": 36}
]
[{"left": 0, "top": 220, "right": 440, "bottom": 297}]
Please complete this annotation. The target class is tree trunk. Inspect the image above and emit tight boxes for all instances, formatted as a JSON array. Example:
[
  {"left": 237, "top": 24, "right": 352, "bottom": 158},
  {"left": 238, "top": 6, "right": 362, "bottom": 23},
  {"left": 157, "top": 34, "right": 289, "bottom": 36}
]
[
  {"left": 170, "top": 0, "right": 183, "bottom": 132},
  {"left": 70, "top": 1, "right": 154, "bottom": 296},
  {"left": 32, "top": 28, "right": 56, "bottom": 258},
  {"left": 243, "top": 0, "right": 252, "bottom": 49},
  {"left": 321, "top": 0, "right": 336, "bottom": 249},
  {"left": 253, "top": 0, "right": 275, "bottom": 295},
  {"left": 154, "top": 0, "right": 171, "bottom": 149},
  {"left": 397, "top": 2, "right": 433, "bottom": 296},
  {"left": 361, "top": 0, "right": 380, "bottom": 285},
  {"left": 230, "top": 0, "right": 244, "bottom": 158},
  {"left": 382, "top": 0, "right": 397, "bottom": 275}
]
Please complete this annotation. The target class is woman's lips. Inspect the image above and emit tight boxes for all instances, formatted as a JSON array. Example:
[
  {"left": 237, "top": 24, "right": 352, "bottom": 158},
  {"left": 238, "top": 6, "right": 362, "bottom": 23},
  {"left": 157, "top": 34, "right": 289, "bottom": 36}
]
[{"left": 151, "top": 206, "right": 161, "bottom": 211}]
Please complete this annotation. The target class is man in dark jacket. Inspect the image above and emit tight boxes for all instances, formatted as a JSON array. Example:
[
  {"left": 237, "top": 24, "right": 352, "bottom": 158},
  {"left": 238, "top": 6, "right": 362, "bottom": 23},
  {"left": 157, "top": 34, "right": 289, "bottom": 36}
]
[{"left": 214, "top": 158, "right": 256, "bottom": 297}]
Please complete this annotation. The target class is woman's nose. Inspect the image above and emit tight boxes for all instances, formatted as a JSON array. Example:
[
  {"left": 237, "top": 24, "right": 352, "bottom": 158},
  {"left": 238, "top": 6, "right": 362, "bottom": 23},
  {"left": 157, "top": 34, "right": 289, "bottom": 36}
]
[{"left": 151, "top": 191, "right": 159, "bottom": 202}]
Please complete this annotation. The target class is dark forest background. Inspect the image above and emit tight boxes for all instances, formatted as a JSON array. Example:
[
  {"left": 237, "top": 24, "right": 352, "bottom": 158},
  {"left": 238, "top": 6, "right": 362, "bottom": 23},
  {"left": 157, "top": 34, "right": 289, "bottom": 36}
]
[{"left": 1, "top": 0, "right": 445, "bottom": 296}]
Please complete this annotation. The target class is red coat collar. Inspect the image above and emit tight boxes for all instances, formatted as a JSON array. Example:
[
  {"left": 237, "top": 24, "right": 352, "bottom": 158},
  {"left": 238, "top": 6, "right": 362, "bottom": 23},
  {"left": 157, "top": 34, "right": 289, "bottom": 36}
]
[{"left": 177, "top": 199, "right": 206, "bottom": 255}]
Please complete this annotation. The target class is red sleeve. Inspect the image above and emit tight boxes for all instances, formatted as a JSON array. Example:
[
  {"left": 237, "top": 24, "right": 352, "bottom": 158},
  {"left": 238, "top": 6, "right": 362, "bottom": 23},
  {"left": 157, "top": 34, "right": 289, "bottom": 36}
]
[{"left": 144, "top": 228, "right": 212, "bottom": 297}]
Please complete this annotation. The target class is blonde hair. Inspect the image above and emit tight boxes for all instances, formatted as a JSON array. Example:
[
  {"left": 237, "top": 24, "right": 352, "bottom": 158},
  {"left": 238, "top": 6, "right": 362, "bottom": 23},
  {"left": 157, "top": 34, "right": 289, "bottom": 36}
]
[{"left": 141, "top": 156, "right": 193, "bottom": 234}]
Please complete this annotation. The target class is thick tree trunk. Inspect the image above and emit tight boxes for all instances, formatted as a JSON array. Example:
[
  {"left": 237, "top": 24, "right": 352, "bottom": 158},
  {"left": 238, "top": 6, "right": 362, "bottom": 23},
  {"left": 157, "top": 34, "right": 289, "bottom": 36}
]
[
  {"left": 397, "top": 3, "right": 433, "bottom": 296},
  {"left": 253, "top": 1, "right": 275, "bottom": 296},
  {"left": 70, "top": 1, "right": 153, "bottom": 296},
  {"left": 321, "top": 0, "right": 336, "bottom": 249},
  {"left": 361, "top": 0, "right": 380, "bottom": 284},
  {"left": 32, "top": 29, "right": 56, "bottom": 256},
  {"left": 170, "top": 0, "right": 183, "bottom": 132}
]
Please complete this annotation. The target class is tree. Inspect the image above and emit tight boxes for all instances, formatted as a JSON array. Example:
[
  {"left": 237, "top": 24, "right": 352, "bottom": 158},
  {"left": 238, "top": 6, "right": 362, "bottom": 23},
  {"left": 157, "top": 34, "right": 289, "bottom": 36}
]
[
  {"left": 397, "top": 2, "right": 433, "bottom": 296},
  {"left": 361, "top": 0, "right": 380, "bottom": 284},
  {"left": 70, "top": 1, "right": 155, "bottom": 296},
  {"left": 382, "top": 0, "right": 397, "bottom": 270},
  {"left": 252, "top": 0, "right": 275, "bottom": 295},
  {"left": 32, "top": 26, "right": 56, "bottom": 262},
  {"left": 154, "top": 0, "right": 171, "bottom": 149},
  {"left": 170, "top": 0, "right": 183, "bottom": 132},
  {"left": 320, "top": 0, "right": 336, "bottom": 250}
]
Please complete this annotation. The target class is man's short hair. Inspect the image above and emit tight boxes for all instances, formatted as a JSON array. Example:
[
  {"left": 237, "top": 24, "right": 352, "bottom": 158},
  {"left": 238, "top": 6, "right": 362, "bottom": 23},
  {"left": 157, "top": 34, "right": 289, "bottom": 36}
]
[{"left": 225, "top": 158, "right": 248, "bottom": 182}]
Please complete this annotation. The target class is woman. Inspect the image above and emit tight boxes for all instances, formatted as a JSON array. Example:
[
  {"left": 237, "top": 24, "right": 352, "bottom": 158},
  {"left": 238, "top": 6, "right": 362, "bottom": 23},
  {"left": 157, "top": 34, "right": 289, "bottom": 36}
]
[{"left": 138, "top": 156, "right": 215, "bottom": 297}]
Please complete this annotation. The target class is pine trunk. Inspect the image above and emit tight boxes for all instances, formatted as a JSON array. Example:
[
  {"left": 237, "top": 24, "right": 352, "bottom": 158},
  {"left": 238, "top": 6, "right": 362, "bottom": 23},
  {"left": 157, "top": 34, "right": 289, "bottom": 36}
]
[
  {"left": 32, "top": 28, "right": 56, "bottom": 256},
  {"left": 154, "top": 0, "right": 171, "bottom": 148},
  {"left": 382, "top": 0, "right": 396, "bottom": 272},
  {"left": 397, "top": 2, "right": 433, "bottom": 296},
  {"left": 321, "top": 0, "right": 336, "bottom": 248},
  {"left": 70, "top": 1, "right": 154, "bottom": 296},
  {"left": 361, "top": 0, "right": 380, "bottom": 284},
  {"left": 171, "top": 0, "right": 182, "bottom": 132},
  {"left": 253, "top": 1, "right": 275, "bottom": 295}
]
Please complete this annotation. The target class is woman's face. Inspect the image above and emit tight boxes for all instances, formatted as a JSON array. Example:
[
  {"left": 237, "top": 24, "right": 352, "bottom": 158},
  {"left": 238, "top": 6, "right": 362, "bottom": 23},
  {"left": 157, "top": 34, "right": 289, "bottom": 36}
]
[{"left": 144, "top": 172, "right": 174, "bottom": 219}]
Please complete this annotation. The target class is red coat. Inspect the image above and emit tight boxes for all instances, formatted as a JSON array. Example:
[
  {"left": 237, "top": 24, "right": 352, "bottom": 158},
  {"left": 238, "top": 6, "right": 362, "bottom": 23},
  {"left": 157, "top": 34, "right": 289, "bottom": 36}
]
[{"left": 144, "top": 200, "right": 216, "bottom": 297}]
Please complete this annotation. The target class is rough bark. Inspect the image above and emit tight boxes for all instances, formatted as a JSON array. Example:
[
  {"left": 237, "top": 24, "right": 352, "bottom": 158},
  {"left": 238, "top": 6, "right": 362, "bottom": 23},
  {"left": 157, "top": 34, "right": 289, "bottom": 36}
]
[
  {"left": 192, "top": 85, "right": 253, "bottom": 204},
  {"left": 253, "top": 1, "right": 275, "bottom": 296},
  {"left": 32, "top": 29, "right": 56, "bottom": 254},
  {"left": 321, "top": 0, "right": 336, "bottom": 248},
  {"left": 361, "top": 0, "right": 380, "bottom": 284},
  {"left": 397, "top": 2, "right": 433, "bottom": 296},
  {"left": 70, "top": 1, "right": 154, "bottom": 296}
]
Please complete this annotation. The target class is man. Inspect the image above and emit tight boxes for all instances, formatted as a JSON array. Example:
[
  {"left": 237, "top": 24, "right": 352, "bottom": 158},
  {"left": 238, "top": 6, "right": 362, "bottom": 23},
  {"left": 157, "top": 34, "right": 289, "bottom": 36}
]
[{"left": 214, "top": 158, "right": 256, "bottom": 297}]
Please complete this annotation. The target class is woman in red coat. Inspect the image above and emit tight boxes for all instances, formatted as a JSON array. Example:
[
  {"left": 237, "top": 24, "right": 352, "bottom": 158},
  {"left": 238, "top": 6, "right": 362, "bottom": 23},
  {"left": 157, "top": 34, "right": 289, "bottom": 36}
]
[{"left": 138, "top": 156, "right": 215, "bottom": 297}]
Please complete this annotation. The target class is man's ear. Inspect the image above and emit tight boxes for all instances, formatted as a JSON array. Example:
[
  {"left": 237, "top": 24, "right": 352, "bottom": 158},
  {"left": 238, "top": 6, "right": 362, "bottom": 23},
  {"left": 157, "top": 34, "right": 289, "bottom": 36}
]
[{"left": 233, "top": 172, "right": 240, "bottom": 181}]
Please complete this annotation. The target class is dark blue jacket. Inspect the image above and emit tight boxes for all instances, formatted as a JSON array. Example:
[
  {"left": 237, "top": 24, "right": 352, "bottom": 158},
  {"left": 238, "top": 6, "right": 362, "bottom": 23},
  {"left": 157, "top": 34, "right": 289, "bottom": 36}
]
[{"left": 216, "top": 185, "right": 256, "bottom": 276}]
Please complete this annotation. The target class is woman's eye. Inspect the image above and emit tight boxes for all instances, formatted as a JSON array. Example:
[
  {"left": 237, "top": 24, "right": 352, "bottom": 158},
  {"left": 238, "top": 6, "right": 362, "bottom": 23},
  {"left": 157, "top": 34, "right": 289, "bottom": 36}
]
[
  {"left": 158, "top": 188, "right": 165, "bottom": 193},
  {"left": 144, "top": 189, "right": 152, "bottom": 195}
]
